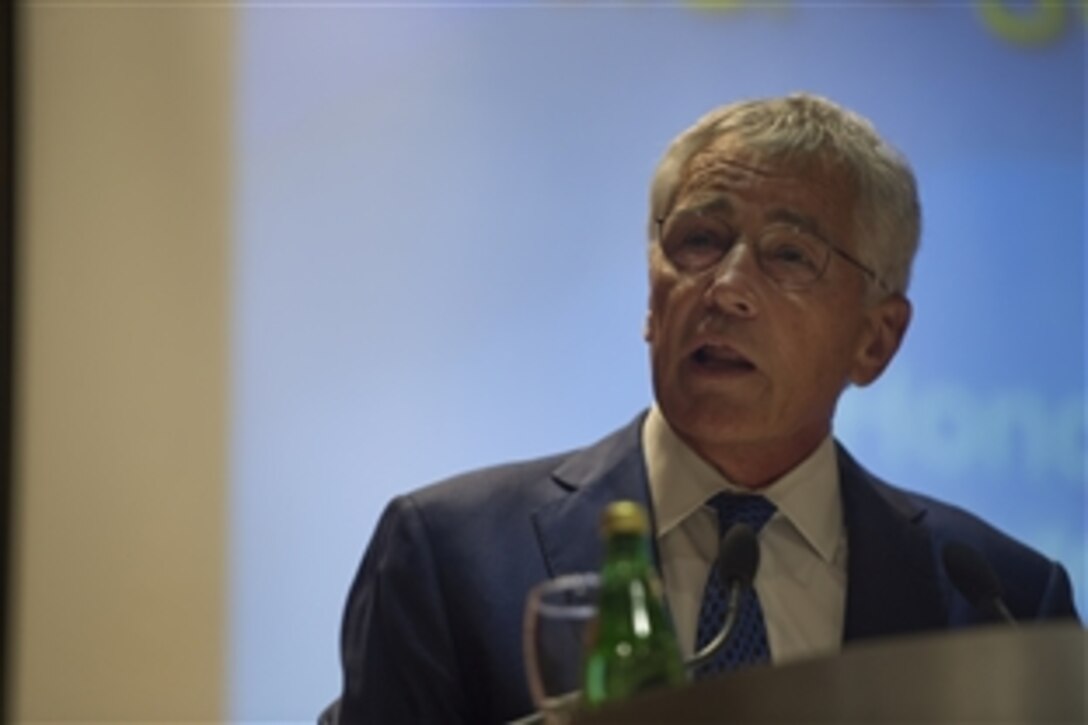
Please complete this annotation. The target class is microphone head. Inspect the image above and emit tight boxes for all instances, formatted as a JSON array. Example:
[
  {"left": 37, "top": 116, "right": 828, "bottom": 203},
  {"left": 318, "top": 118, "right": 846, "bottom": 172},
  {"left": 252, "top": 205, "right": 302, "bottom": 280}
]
[
  {"left": 942, "top": 541, "right": 1003, "bottom": 609},
  {"left": 718, "top": 522, "right": 760, "bottom": 588}
]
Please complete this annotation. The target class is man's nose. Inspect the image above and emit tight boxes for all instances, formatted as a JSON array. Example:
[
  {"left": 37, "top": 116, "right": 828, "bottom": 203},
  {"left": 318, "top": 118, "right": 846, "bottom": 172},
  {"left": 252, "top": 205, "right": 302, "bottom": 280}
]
[{"left": 704, "top": 242, "right": 761, "bottom": 318}]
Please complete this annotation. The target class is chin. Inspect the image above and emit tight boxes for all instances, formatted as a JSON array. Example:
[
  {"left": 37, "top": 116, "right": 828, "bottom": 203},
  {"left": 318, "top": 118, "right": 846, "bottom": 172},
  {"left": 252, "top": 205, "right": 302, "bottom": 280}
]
[{"left": 660, "top": 397, "right": 765, "bottom": 447}]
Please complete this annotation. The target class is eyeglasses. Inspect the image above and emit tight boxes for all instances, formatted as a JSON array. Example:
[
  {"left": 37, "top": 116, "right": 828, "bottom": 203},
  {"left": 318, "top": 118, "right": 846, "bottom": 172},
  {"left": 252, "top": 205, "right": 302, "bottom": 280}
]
[{"left": 656, "top": 211, "right": 888, "bottom": 292}]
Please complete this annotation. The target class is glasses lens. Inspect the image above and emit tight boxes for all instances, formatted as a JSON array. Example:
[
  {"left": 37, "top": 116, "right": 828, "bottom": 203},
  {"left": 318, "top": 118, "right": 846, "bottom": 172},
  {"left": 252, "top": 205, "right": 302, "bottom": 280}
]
[
  {"left": 757, "top": 225, "right": 829, "bottom": 288},
  {"left": 660, "top": 217, "right": 731, "bottom": 273}
]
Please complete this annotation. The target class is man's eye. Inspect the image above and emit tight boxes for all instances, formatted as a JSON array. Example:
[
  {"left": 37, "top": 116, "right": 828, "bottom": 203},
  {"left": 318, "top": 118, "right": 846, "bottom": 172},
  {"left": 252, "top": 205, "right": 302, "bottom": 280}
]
[
  {"left": 682, "top": 232, "right": 721, "bottom": 250},
  {"left": 664, "top": 228, "right": 729, "bottom": 271},
  {"left": 761, "top": 234, "right": 822, "bottom": 273},
  {"left": 768, "top": 244, "right": 811, "bottom": 264}
]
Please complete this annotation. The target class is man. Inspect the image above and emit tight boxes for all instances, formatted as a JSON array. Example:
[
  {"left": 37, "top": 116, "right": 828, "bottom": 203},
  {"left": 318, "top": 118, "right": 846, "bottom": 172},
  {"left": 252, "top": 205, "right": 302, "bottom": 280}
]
[{"left": 335, "top": 94, "right": 1078, "bottom": 724}]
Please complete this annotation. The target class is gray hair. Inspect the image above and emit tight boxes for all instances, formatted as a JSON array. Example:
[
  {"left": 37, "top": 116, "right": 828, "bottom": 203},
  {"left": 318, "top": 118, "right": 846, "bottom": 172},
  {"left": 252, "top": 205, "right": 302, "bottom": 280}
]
[{"left": 648, "top": 93, "right": 921, "bottom": 296}]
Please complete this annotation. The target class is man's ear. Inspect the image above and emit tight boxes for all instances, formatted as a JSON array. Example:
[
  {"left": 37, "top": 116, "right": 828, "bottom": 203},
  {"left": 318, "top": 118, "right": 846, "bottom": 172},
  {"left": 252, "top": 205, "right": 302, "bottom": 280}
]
[
  {"left": 849, "top": 294, "right": 912, "bottom": 386},
  {"left": 643, "top": 309, "right": 655, "bottom": 343}
]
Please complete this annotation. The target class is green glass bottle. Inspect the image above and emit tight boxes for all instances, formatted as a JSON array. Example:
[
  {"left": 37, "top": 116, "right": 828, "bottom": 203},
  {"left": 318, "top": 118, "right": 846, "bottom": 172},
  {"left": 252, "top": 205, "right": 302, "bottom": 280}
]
[{"left": 581, "top": 500, "right": 687, "bottom": 707}]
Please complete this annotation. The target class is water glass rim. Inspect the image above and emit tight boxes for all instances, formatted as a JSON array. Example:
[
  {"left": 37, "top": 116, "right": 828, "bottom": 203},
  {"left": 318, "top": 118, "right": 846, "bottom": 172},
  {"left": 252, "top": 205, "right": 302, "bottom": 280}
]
[
  {"left": 526, "top": 571, "right": 601, "bottom": 619},
  {"left": 531, "top": 571, "right": 600, "bottom": 598}
]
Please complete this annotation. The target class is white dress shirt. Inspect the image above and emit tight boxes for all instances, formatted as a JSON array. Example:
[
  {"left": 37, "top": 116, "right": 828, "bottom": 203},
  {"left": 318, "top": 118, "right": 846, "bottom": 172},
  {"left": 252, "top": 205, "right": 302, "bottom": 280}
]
[{"left": 641, "top": 405, "right": 848, "bottom": 664}]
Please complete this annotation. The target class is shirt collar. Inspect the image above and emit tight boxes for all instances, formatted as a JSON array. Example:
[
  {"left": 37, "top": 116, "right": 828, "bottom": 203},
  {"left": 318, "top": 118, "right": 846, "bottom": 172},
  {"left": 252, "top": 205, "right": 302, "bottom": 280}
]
[{"left": 642, "top": 405, "right": 842, "bottom": 563}]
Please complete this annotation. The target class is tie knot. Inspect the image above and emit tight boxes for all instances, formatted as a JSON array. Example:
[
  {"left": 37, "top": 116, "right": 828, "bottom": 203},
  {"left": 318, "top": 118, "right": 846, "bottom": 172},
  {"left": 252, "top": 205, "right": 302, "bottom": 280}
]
[{"left": 708, "top": 493, "right": 776, "bottom": 534}]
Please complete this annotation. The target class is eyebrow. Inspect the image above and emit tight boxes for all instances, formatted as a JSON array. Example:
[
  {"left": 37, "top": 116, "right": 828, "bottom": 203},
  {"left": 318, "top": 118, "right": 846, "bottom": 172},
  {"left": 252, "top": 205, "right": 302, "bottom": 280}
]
[
  {"left": 662, "top": 197, "right": 838, "bottom": 246},
  {"left": 663, "top": 196, "right": 734, "bottom": 223}
]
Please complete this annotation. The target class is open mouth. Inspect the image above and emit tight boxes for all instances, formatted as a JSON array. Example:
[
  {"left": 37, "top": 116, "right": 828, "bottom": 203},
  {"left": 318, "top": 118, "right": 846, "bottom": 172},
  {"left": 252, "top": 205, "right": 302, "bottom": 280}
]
[{"left": 691, "top": 344, "right": 756, "bottom": 373}]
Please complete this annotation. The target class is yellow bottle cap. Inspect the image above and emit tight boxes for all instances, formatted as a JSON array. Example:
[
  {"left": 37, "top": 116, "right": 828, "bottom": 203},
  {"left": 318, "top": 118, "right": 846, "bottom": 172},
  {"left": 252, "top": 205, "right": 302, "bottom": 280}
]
[{"left": 601, "top": 500, "right": 649, "bottom": 536}]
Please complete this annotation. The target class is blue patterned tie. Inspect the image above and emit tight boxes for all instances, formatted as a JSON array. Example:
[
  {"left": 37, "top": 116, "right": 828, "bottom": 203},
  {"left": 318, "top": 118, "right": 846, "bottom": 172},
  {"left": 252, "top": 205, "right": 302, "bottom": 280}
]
[{"left": 693, "top": 493, "right": 776, "bottom": 679}]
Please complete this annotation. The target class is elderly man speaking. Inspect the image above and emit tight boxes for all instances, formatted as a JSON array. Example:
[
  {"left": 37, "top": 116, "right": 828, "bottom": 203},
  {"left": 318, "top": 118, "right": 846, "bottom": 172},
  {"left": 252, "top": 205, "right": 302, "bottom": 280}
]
[{"left": 334, "top": 93, "right": 1079, "bottom": 724}]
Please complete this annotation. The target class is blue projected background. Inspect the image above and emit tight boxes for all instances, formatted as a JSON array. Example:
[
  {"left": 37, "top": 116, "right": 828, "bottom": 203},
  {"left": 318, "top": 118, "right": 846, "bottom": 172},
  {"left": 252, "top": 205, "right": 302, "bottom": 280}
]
[{"left": 232, "top": 4, "right": 1085, "bottom": 720}]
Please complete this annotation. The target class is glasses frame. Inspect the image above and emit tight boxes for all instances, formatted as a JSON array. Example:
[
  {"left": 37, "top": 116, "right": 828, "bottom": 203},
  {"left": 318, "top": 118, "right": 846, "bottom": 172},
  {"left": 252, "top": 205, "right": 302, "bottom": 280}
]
[{"left": 654, "top": 214, "right": 889, "bottom": 294}]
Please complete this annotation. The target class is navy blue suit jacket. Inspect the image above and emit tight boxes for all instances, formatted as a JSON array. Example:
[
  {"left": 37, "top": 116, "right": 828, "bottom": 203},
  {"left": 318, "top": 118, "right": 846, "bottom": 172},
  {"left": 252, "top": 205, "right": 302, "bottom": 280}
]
[{"left": 338, "top": 414, "right": 1078, "bottom": 724}]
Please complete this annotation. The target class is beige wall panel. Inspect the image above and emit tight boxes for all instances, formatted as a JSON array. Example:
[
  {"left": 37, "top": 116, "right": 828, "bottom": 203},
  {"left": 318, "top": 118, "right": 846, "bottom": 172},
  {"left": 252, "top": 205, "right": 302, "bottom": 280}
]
[{"left": 11, "top": 4, "right": 230, "bottom": 721}]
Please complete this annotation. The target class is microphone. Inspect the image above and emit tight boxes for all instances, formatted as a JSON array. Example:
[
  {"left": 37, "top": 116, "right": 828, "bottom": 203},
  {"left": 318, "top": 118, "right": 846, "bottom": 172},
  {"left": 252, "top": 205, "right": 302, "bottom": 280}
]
[
  {"left": 686, "top": 523, "right": 760, "bottom": 670},
  {"left": 941, "top": 541, "right": 1016, "bottom": 625}
]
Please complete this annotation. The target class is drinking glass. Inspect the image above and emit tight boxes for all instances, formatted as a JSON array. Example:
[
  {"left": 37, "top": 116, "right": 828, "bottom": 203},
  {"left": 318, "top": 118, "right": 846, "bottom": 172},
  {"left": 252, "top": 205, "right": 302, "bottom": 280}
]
[{"left": 522, "top": 572, "right": 600, "bottom": 723}]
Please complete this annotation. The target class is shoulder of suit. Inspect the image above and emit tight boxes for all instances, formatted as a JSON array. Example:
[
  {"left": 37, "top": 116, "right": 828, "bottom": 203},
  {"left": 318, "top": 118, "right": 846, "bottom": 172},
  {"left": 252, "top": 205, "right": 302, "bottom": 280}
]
[
  {"left": 403, "top": 413, "right": 647, "bottom": 511},
  {"left": 836, "top": 441, "right": 1058, "bottom": 576}
]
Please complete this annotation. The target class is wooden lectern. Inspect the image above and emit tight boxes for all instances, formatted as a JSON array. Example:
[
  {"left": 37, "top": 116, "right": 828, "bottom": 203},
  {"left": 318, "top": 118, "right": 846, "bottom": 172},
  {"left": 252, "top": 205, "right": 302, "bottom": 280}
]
[{"left": 578, "top": 622, "right": 1085, "bottom": 723}]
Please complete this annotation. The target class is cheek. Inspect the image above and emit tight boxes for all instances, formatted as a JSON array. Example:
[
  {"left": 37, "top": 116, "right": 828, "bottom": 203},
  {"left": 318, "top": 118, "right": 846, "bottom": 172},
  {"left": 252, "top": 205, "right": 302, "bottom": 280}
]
[
  {"left": 772, "top": 300, "right": 862, "bottom": 385},
  {"left": 801, "top": 320, "right": 867, "bottom": 390},
  {"left": 650, "top": 279, "right": 703, "bottom": 350},
  {"left": 647, "top": 271, "right": 679, "bottom": 336}
]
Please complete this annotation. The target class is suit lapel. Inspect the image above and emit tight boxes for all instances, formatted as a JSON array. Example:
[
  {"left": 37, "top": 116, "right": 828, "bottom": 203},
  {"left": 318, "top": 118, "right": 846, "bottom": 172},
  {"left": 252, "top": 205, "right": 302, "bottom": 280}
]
[
  {"left": 838, "top": 445, "right": 949, "bottom": 641},
  {"left": 532, "top": 414, "right": 651, "bottom": 578}
]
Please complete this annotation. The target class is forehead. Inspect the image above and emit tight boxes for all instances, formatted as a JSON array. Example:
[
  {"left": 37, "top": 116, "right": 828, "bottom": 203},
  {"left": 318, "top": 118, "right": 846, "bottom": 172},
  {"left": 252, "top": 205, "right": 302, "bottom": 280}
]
[{"left": 673, "top": 134, "right": 858, "bottom": 231}]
